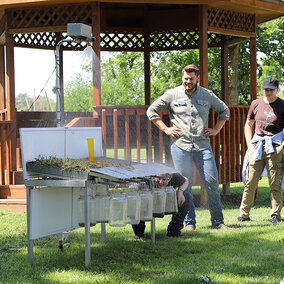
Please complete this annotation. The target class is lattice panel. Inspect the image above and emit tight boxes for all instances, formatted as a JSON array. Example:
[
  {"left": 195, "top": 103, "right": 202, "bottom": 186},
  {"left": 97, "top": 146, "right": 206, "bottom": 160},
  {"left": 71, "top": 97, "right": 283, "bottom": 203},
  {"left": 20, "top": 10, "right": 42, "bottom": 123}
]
[
  {"left": 8, "top": 4, "right": 92, "bottom": 30},
  {"left": 149, "top": 30, "right": 199, "bottom": 50},
  {"left": 14, "top": 32, "right": 57, "bottom": 48},
  {"left": 208, "top": 7, "right": 255, "bottom": 34},
  {"left": 14, "top": 31, "right": 227, "bottom": 50},
  {"left": 100, "top": 33, "right": 144, "bottom": 51}
]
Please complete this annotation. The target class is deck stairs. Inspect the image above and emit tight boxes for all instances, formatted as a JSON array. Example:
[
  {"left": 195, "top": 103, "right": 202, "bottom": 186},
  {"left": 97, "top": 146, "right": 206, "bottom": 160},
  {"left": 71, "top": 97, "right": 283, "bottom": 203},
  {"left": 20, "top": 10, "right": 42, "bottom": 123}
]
[{"left": 0, "top": 170, "right": 26, "bottom": 213}]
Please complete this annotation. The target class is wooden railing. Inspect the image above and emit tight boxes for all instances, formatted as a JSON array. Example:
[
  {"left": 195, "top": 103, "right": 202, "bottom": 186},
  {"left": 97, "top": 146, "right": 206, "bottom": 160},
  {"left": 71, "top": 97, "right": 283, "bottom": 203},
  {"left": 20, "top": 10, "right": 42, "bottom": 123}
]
[
  {"left": 0, "top": 106, "right": 249, "bottom": 186},
  {"left": 93, "top": 105, "right": 249, "bottom": 185}
]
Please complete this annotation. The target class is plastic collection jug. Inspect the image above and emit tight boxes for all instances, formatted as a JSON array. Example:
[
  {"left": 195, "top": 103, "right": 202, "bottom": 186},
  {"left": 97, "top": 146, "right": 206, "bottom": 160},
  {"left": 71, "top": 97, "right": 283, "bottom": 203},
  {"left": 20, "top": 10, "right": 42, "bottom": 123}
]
[
  {"left": 164, "top": 186, "right": 178, "bottom": 215},
  {"left": 78, "top": 194, "right": 96, "bottom": 227},
  {"left": 109, "top": 193, "right": 127, "bottom": 227},
  {"left": 94, "top": 185, "right": 110, "bottom": 223},
  {"left": 140, "top": 191, "right": 153, "bottom": 221},
  {"left": 125, "top": 191, "right": 141, "bottom": 224},
  {"left": 152, "top": 188, "right": 166, "bottom": 218}
]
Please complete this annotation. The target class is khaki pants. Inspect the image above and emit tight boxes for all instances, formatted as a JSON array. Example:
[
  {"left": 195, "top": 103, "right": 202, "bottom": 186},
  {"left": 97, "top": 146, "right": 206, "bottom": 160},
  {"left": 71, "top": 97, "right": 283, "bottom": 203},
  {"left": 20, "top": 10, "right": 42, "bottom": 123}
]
[{"left": 240, "top": 145, "right": 283, "bottom": 219}]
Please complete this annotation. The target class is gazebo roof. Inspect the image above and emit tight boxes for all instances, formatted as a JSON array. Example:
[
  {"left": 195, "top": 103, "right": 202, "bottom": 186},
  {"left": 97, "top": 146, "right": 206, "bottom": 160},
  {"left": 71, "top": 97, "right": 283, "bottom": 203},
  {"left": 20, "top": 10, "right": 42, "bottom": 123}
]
[{"left": 0, "top": 0, "right": 283, "bottom": 25}]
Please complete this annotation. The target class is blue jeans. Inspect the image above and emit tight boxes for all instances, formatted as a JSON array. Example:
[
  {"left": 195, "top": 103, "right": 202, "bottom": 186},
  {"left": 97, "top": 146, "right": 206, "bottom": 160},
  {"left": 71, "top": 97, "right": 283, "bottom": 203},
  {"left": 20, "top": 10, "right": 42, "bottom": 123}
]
[{"left": 171, "top": 143, "right": 224, "bottom": 228}]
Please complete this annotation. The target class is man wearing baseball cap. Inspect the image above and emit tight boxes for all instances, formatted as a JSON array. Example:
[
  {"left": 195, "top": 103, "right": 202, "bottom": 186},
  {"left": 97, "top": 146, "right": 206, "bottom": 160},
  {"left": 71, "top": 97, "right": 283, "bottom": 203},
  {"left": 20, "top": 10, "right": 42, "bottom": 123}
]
[{"left": 238, "top": 76, "right": 284, "bottom": 224}]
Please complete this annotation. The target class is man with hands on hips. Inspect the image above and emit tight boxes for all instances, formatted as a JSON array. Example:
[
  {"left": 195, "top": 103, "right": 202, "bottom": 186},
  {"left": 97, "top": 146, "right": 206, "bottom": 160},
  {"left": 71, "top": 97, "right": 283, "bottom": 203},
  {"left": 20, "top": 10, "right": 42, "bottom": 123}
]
[{"left": 146, "top": 64, "right": 230, "bottom": 230}]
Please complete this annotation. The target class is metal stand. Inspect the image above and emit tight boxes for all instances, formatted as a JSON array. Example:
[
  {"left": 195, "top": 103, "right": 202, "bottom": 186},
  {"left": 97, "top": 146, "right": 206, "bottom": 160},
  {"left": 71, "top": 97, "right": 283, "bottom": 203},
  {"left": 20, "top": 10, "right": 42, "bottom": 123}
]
[
  {"left": 151, "top": 218, "right": 155, "bottom": 244},
  {"left": 27, "top": 186, "right": 34, "bottom": 263},
  {"left": 84, "top": 180, "right": 91, "bottom": 266}
]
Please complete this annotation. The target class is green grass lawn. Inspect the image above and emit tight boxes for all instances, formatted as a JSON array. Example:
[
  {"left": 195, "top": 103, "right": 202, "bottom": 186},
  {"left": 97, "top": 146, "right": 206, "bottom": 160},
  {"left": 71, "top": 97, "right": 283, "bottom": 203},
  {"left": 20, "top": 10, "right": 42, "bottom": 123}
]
[{"left": 0, "top": 177, "right": 283, "bottom": 284}]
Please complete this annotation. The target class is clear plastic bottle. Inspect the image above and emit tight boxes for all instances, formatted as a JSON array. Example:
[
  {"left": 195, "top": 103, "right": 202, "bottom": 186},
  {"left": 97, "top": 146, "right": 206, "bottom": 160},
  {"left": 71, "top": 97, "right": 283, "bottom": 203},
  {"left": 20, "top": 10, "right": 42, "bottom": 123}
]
[
  {"left": 140, "top": 191, "right": 153, "bottom": 221},
  {"left": 94, "top": 185, "right": 110, "bottom": 223},
  {"left": 109, "top": 193, "right": 127, "bottom": 227},
  {"left": 152, "top": 188, "right": 166, "bottom": 218},
  {"left": 164, "top": 186, "right": 178, "bottom": 215},
  {"left": 78, "top": 194, "right": 96, "bottom": 227},
  {"left": 125, "top": 191, "right": 141, "bottom": 224}
]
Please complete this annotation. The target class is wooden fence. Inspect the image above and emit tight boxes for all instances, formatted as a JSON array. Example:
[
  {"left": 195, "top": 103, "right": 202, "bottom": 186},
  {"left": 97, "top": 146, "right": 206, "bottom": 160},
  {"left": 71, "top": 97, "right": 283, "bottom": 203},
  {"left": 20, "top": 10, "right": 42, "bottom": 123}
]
[{"left": 0, "top": 106, "right": 249, "bottom": 186}]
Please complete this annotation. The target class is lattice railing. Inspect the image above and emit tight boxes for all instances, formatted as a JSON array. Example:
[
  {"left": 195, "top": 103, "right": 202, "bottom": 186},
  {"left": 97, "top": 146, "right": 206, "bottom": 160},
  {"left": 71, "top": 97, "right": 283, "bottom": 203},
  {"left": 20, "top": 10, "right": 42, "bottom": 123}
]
[{"left": 208, "top": 7, "right": 255, "bottom": 34}]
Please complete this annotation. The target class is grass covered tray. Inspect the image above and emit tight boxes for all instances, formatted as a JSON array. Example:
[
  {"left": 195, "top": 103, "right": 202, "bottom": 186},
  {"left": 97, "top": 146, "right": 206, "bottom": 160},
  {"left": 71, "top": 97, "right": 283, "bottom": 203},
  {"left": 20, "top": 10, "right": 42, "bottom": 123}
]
[{"left": 26, "top": 156, "right": 132, "bottom": 180}]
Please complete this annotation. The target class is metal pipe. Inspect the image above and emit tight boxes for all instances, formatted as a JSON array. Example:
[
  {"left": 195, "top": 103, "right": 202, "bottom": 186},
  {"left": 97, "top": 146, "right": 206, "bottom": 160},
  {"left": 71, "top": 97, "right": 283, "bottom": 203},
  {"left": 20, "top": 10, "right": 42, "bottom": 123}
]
[{"left": 55, "top": 38, "right": 72, "bottom": 127}]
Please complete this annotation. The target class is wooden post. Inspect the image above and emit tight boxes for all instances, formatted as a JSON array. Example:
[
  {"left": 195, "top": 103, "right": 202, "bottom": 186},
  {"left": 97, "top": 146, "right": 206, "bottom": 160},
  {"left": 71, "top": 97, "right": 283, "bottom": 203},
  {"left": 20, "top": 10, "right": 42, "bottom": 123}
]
[
  {"left": 92, "top": 2, "right": 101, "bottom": 111},
  {"left": 144, "top": 10, "right": 151, "bottom": 106},
  {"left": 6, "top": 34, "right": 16, "bottom": 121},
  {"left": 198, "top": 4, "right": 208, "bottom": 205},
  {"left": 198, "top": 4, "right": 208, "bottom": 88},
  {"left": 0, "top": 45, "right": 5, "bottom": 110},
  {"left": 6, "top": 33, "right": 17, "bottom": 184},
  {"left": 221, "top": 43, "right": 230, "bottom": 194},
  {"left": 59, "top": 37, "right": 64, "bottom": 123},
  {"left": 249, "top": 37, "right": 257, "bottom": 102}
]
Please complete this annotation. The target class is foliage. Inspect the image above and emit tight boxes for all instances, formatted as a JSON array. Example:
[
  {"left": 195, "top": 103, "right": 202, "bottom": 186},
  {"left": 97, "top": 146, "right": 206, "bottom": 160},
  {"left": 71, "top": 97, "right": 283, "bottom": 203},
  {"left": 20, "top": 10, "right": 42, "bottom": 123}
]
[
  {"left": 64, "top": 72, "right": 93, "bottom": 112},
  {"left": 256, "top": 17, "right": 284, "bottom": 97},
  {"left": 63, "top": 18, "right": 283, "bottom": 110},
  {"left": 101, "top": 52, "right": 145, "bottom": 105},
  {"left": 16, "top": 92, "right": 56, "bottom": 111}
]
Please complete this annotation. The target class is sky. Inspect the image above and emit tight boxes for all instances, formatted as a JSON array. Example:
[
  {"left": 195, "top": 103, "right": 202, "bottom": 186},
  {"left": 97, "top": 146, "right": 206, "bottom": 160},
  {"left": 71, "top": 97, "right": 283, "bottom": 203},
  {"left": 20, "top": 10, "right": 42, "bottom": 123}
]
[{"left": 14, "top": 46, "right": 97, "bottom": 101}]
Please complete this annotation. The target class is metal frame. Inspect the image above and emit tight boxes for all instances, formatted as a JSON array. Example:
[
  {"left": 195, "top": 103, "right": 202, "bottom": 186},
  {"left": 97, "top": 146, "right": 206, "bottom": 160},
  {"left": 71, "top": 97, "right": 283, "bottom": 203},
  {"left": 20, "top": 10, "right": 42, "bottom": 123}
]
[{"left": 25, "top": 176, "right": 157, "bottom": 266}]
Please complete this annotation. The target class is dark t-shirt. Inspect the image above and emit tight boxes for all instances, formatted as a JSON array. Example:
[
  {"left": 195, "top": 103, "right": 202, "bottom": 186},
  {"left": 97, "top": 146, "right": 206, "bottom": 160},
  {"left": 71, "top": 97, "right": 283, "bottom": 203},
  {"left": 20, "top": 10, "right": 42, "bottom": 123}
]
[
  {"left": 247, "top": 97, "right": 284, "bottom": 136},
  {"left": 169, "top": 173, "right": 185, "bottom": 188}
]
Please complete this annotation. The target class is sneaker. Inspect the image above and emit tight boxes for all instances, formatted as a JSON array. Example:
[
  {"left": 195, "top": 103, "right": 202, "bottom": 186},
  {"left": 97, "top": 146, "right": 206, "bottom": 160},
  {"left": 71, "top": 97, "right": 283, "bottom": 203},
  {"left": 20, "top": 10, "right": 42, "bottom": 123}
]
[
  {"left": 166, "top": 231, "right": 183, "bottom": 237},
  {"left": 185, "top": 225, "right": 195, "bottom": 231},
  {"left": 237, "top": 216, "right": 251, "bottom": 222},
  {"left": 134, "top": 234, "right": 145, "bottom": 239},
  {"left": 217, "top": 224, "right": 231, "bottom": 229},
  {"left": 270, "top": 216, "right": 280, "bottom": 225}
]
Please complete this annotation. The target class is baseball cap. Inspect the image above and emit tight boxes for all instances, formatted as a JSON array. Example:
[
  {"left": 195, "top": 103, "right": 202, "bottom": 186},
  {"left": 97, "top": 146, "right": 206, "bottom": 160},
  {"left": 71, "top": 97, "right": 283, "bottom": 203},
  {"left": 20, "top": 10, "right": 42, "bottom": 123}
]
[{"left": 262, "top": 76, "right": 279, "bottom": 90}]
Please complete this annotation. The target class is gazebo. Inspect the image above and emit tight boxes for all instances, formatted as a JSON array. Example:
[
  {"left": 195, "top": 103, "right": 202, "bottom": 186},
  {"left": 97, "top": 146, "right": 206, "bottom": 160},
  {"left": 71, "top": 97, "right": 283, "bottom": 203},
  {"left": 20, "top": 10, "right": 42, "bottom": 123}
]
[{"left": 0, "top": 0, "right": 283, "bottom": 211}]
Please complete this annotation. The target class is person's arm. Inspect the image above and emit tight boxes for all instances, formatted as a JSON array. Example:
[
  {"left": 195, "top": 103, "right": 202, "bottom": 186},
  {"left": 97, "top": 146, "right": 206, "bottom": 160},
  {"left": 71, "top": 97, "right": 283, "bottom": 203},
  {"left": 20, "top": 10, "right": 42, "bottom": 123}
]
[
  {"left": 177, "top": 176, "right": 189, "bottom": 206},
  {"left": 204, "top": 119, "right": 226, "bottom": 137},
  {"left": 244, "top": 118, "right": 255, "bottom": 149},
  {"left": 152, "top": 118, "right": 182, "bottom": 138}
]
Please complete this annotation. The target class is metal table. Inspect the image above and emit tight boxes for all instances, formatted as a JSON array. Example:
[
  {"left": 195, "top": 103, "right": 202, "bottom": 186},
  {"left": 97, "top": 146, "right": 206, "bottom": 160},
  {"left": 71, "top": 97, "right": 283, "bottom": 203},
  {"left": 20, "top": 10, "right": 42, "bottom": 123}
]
[{"left": 25, "top": 161, "right": 177, "bottom": 266}]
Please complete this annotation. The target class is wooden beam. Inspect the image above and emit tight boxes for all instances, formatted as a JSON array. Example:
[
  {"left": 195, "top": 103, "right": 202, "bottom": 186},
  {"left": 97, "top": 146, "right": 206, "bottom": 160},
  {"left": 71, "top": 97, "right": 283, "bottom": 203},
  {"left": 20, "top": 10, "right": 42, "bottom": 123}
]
[
  {"left": 249, "top": 37, "right": 257, "bottom": 102},
  {"left": 199, "top": 4, "right": 208, "bottom": 88},
  {"left": 92, "top": 1, "right": 101, "bottom": 108},
  {"left": 224, "top": 36, "right": 248, "bottom": 48},
  {"left": 208, "top": 27, "right": 255, "bottom": 38},
  {"left": 0, "top": 45, "right": 5, "bottom": 110}
]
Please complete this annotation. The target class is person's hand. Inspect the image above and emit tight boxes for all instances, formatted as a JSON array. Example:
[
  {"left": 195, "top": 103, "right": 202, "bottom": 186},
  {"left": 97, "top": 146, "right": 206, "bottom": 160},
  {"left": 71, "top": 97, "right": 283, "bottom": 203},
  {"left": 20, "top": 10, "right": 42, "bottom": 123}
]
[
  {"left": 203, "top": 127, "right": 218, "bottom": 137},
  {"left": 164, "top": 127, "right": 182, "bottom": 138},
  {"left": 177, "top": 190, "right": 185, "bottom": 206}
]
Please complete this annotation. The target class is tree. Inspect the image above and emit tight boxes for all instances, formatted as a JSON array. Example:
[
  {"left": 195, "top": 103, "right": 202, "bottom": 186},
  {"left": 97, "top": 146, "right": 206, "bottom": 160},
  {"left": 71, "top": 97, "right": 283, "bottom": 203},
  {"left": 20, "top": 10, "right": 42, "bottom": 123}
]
[
  {"left": 256, "top": 17, "right": 284, "bottom": 96},
  {"left": 64, "top": 72, "right": 93, "bottom": 112},
  {"left": 101, "top": 52, "right": 145, "bottom": 105},
  {"left": 63, "top": 18, "right": 283, "bottom": 109}
]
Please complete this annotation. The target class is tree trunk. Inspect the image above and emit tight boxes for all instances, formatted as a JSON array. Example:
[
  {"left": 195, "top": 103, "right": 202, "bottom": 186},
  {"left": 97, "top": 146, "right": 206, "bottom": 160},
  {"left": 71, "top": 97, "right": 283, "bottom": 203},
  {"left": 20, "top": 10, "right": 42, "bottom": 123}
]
[{"left": 228, "top": 44, "right": 240, "bottom": 105}]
